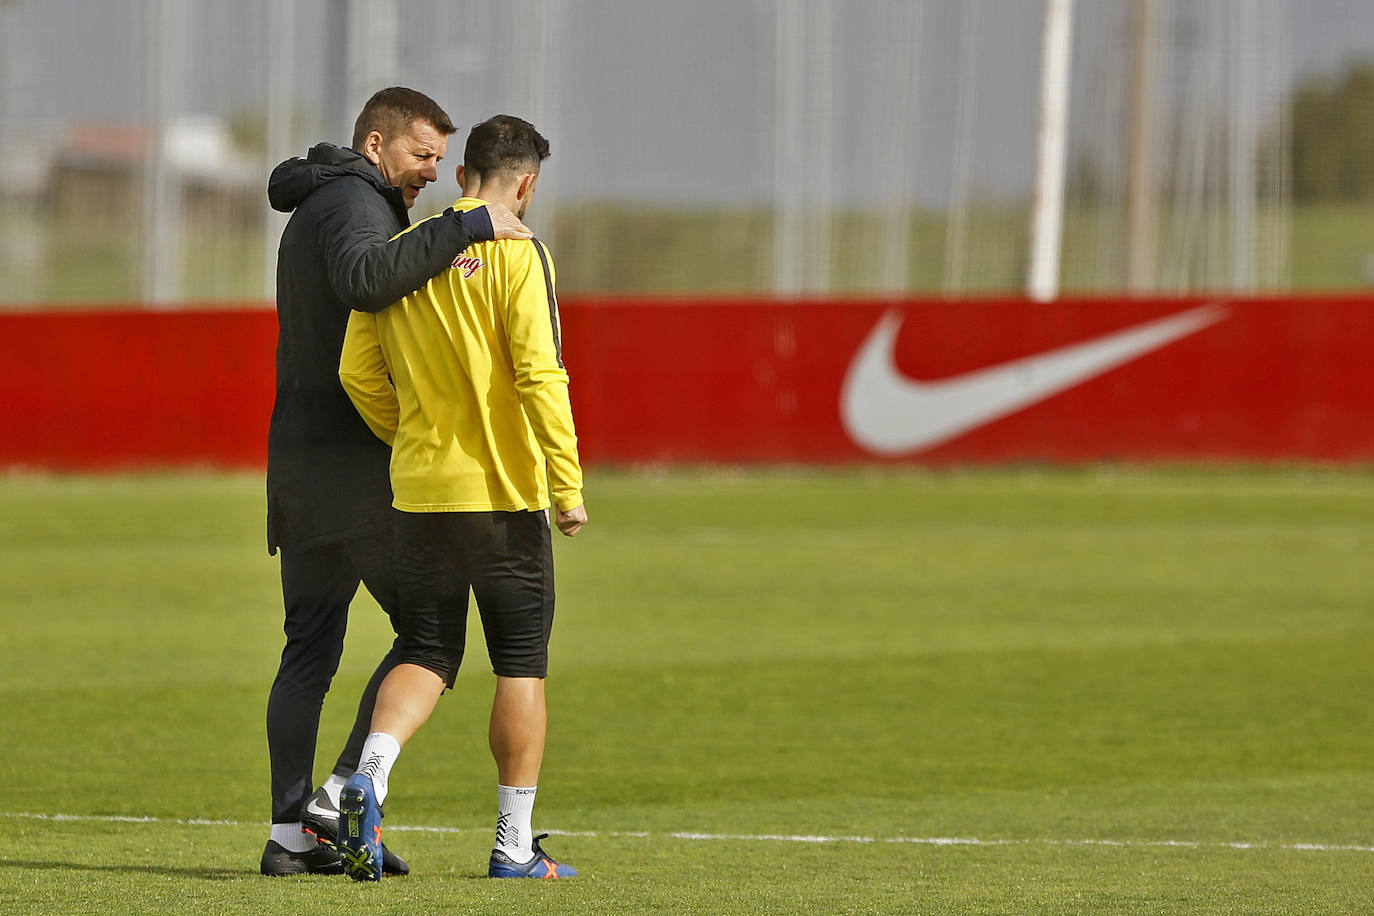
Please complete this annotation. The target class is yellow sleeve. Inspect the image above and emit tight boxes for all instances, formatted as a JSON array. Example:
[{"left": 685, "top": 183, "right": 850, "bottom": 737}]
[
  {"left": 338, "top": 310, "right": 399, "bottom": 445},
  {"left": 505, "top": 240, "right": 583, "bottom": 511}
]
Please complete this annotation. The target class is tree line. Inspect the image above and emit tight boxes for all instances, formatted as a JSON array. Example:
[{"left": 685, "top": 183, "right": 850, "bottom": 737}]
[{"left": 1291, "top": 63, "right": 1374, "bottom": 202}]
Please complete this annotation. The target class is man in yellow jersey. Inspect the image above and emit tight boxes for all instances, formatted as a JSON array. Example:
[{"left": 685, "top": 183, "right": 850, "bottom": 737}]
[{"left": 337, "top": 115, "right": 583, "bottom": 882}]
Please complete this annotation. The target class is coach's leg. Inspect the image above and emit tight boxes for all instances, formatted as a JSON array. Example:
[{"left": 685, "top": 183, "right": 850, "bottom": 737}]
[
  {"left": 267, "top": 542, "right": 357, "bottom": 824},
  {"left": 308, "top": 526, "right": 416, "bottom": 878},
  {"left": 331, "top": 525, "right": 404, "bottom": 779}
]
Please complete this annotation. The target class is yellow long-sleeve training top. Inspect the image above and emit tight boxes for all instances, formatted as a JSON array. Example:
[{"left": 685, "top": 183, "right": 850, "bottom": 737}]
[{"left": 339, "top": 197, "right": 583, "bottom": 514}]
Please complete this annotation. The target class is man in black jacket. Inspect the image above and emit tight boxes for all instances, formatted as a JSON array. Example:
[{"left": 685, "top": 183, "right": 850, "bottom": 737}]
[{"left": 259, "top": 87, "right": 532, "bottom": 877}]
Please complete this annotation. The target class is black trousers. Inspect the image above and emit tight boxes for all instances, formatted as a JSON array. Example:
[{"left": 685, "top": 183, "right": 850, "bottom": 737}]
[{"left": 266, "top": 525, "right": 401, "bottom": 824}]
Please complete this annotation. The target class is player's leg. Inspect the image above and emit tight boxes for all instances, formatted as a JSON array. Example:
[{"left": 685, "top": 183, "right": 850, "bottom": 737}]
[
  {"left": 365, "top": 509, "right": 469, "bottom": 745},
  {"left": 327, "top": 645, "right": 403, "bottom": 780},
  {"left": 338, "top": 510, "right": 469, "bottom": 881},
  {"left": 489, "top": 676, "right": 546, "bottom": 787},
  {"left": 298, "top": 524, "right": 413, "bottom": 875},
  {"left": 262, "top": 540, "right": 358, "bottom": 876},
  {"left": 473, "top": 510, "right": 575, "bottom": 878},
  {"left": 340, "top": 662, "right": 447, "bottom": 880},
  {"left": 368, "top": 663, "right": 448, "bottom": 744}
]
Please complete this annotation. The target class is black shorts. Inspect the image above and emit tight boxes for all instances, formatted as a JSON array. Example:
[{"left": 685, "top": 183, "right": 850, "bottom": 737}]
[{"left": 392, "top": 509, "right": 555, "bottom": 685}]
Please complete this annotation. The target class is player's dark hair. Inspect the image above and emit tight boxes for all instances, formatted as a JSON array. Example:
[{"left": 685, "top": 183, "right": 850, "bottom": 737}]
[
  {"left": 351, "top": 87, "right": 456, "bottom": 149},
  {"left": 463, "top": 115, "right": 550, "bottom": 180}
]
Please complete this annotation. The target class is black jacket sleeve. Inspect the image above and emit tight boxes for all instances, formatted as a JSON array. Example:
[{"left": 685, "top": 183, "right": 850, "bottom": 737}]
[{"left": 314, "top": 178, "right": 496, "bottom": 313}]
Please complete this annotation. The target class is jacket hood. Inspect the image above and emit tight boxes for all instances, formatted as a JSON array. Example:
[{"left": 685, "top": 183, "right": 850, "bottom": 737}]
[{"left": 267, "top": 143, "right": 389, "bottom": 213}]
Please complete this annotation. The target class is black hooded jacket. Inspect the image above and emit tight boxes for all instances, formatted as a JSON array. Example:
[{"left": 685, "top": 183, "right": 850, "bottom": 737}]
[{"left": 265, "top": 142, "right": 494, "bottom": 553}]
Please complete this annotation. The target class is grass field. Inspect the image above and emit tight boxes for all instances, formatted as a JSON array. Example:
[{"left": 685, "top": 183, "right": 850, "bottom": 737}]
[{"left": 2, "top": 467, "right": 1373, "bottom": 914}]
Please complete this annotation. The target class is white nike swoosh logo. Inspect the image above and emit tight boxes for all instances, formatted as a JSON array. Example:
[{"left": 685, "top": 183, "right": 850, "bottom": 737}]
[
  {"left": 840, "top": 302, "right": 1230, "bottom": 455},
  {"left": 305, "top": 797, "right": 338, "bottom": 817}
]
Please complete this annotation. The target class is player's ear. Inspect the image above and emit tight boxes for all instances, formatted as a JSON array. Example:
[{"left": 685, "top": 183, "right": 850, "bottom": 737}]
[
  {"left": 517, "top": 172, "right": 537, "bottom": 201},
  {"left": 360, "top": 130, "right": 385, "bottom": 165}
]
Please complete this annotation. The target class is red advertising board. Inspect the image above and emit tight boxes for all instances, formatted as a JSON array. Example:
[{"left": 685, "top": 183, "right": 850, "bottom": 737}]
[
  {"left": 3, "top": 295, "right": 1373, "bottom": 469},
  {"left": 5, "top": 305, "right": 277, "bottom": 470},
  {"left": 565, "top": 295, "right": 1374, "bottom": 464}
]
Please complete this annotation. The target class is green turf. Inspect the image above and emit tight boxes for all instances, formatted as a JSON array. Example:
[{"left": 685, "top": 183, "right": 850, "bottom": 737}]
[{"left": 2, "top": 467, "right": 1373, "bottom": 914}]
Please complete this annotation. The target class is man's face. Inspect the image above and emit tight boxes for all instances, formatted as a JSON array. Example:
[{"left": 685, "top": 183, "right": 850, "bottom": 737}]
[{"left": 368, "top": 120, "right": 449, "bottom": 208}]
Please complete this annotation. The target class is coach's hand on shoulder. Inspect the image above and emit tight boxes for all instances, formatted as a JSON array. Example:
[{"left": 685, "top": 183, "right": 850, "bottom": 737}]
[
  {"left": 486, "top": 203, "right": 533, "bottom": 240},
  {"left": 556, "top": 504, "right": 587, "bottom": 537}
]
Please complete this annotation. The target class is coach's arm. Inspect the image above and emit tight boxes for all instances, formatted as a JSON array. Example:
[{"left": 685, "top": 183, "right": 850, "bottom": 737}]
[{"left": 315, "top": 181, "right": 528, "bottom": 313}]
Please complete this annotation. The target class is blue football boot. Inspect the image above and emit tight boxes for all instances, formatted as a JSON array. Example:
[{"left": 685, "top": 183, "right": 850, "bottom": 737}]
[
  {"left": 338, "top": 774, "right": 383, "bottom": 882},
  {"left": 300, "top": 786, "right": 409, "bottom": 876},
  {"left": 488, "top": 834, "right": 578, "bottom": 879}
]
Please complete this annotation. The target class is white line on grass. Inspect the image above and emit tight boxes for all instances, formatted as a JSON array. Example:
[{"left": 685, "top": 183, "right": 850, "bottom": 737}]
[{"left": 10, "top": 812, "right": 1373, "bottom": 855}]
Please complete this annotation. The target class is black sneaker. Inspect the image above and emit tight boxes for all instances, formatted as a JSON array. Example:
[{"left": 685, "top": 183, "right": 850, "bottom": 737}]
[
  {"left": 259, "top": 838, "right": 344, "bottom": 876},
  {"left": 300, "top": 785, "right": 411, "bottom": 876}
]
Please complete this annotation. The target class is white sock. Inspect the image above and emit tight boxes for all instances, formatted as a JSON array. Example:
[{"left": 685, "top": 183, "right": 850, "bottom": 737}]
[
  {"left": 495, "top": 784, "right": 538, "bottom": 862},
  {"left": 270, "top": 822, "right": 315, "bottom": 853},
  {"left": 356, "top": 732, "right": 402, "bottom": 805},
  {"left": 322, "top": 772, "right": 349, "bottom": 808}
]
